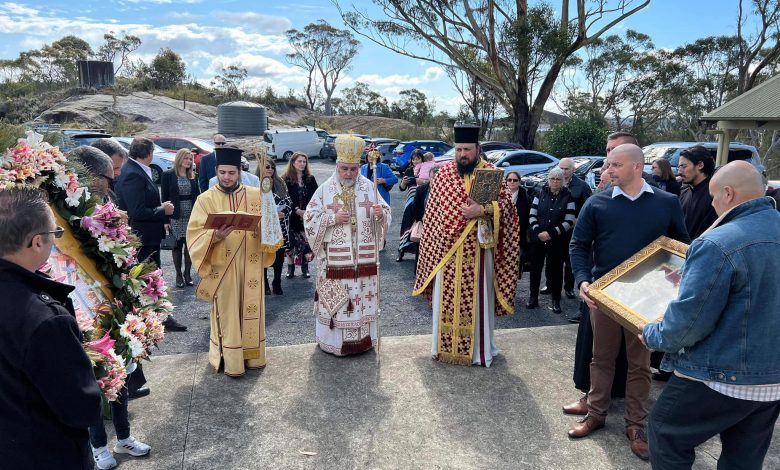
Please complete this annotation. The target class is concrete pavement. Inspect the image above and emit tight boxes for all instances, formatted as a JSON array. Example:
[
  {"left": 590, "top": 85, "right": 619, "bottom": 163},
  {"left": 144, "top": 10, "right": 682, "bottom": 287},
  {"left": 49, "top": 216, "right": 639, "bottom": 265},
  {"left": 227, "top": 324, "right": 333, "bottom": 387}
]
[{"left": 113, "top": 326, "right": 780, "bottom": 469}]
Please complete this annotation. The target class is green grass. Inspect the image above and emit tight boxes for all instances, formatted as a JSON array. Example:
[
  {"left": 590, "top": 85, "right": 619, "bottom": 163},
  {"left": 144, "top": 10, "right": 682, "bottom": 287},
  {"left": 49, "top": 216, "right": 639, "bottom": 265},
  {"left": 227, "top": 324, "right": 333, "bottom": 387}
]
[{"left": 0, "top": 121, "right": 26, "bottom": 151}]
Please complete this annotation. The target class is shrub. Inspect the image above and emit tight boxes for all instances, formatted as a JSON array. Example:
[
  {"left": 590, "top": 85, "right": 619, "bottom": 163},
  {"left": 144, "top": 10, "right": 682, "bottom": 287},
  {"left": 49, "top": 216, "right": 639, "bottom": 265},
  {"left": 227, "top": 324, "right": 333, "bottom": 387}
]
[{"left": 539, "top": 117, "right": 609, "bottom": 158}]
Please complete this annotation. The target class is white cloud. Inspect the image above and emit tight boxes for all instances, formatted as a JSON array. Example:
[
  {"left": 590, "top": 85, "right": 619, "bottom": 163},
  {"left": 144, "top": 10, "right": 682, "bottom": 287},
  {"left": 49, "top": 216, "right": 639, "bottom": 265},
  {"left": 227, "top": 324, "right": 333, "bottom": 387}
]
[
  {"left": 206, "top": 53, "right": 299, "bottom": 79},
  {"left": 212, "top": 12, "right": 291, "bottom": 34},
  {"left": 0, "top": 2, "right": 38, "bottom": 16},
  {"left": 354, "top": 66, "right": 445, "bottom": 90},
  {"left": 424, "top": 66, "right": 444, "bottom": 81}
]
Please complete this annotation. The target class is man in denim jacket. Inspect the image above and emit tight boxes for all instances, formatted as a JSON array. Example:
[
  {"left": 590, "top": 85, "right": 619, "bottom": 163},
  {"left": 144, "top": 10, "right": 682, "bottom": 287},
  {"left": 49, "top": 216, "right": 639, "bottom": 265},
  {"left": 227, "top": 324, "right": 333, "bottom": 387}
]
[{"left": 642, "top": 161, "right": 780, "bottom": 469}]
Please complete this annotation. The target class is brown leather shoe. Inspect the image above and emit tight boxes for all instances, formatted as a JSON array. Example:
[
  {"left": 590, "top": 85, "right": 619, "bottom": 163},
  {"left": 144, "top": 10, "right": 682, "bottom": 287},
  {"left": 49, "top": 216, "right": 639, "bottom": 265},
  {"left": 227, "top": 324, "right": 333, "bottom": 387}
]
[
  {"left": 562, "top": 394, "right": 588, "bottom": 415},
  {"left": 626, "top": 427, "right": 650, "bottom": 461},
  {"left": 568, "top": 415, "right": 605, "bottom": 438}
]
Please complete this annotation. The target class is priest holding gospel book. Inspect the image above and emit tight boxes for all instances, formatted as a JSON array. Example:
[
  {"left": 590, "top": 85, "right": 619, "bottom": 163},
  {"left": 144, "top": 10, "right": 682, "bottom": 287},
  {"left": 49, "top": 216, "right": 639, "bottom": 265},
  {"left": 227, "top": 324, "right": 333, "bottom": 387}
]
[
  {"left": 186, "top": 146, "right": 283, "bottom": 377},
  {"left": 413, "top": 123, "right": 520, "bottom": 367}
]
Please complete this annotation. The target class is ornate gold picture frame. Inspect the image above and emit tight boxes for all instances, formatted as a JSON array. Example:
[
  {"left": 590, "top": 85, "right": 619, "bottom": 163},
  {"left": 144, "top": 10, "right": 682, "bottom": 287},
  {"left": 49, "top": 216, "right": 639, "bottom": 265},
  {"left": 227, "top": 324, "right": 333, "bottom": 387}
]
[{"left": 589, "top": 236, "right": 689, "bottom": 335}]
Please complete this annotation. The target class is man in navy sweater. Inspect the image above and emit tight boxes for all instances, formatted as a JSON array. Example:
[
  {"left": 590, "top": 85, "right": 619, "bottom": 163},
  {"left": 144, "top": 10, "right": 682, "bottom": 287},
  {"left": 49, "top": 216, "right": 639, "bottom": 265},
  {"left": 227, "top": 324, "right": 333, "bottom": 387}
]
[{"left": 567, "top": 144, "right": 690, "bottom": 461}]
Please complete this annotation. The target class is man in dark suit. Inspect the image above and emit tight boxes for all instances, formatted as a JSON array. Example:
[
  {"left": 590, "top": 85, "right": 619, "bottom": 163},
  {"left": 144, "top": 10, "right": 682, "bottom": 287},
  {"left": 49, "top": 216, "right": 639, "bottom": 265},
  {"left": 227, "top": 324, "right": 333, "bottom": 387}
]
[
  {"left": 198, "top": 133, "right": 226, "bottom": 192},
  {"left": 0, "top": 187, "right": 102, "bottom": 469},
  {"left": 116, "top": 137, "right": 186, "bottom": 334}
]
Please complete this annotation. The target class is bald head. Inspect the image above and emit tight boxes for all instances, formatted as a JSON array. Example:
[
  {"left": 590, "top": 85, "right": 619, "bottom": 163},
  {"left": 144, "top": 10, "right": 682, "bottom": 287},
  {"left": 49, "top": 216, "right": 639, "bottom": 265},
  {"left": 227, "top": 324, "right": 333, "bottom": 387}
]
[
  {"left": 610, "top": 144, "right": 644, "bottom": 164},
  {"left": 709, "top": 160, "right": 765, "bottom": 216}
]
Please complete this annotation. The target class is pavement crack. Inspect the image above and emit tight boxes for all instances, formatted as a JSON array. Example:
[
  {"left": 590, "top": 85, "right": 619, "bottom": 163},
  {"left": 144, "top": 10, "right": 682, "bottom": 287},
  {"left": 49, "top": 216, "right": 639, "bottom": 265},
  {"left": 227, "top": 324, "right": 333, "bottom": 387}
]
[{"left": 180, "top": 352, "right": 199, "bottom": 470}]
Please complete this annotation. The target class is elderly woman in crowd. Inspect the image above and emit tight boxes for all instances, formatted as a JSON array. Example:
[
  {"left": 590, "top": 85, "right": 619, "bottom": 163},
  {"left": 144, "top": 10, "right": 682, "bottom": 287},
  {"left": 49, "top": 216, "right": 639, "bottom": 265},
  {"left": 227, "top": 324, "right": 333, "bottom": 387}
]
[
  {"left": 161, "top": 149, "right": 200, "bottom": 288},
  {"left": 526, "top": 168, "right": 576, "bottom": 314},
  {"left": 257, "top": 157, "right": 292, "bottom": 295},
  {"left": 505, "top": 171, "right": 531, "bottom": 277},
  {"left": 651, "top": 158, "right": 681, "bottom": 195},
  {"left": 397, "top": 150, "right": 425, "bottom": 262},
  {"left": 282, "top": 151, "right": 318, "bottom": 279}
]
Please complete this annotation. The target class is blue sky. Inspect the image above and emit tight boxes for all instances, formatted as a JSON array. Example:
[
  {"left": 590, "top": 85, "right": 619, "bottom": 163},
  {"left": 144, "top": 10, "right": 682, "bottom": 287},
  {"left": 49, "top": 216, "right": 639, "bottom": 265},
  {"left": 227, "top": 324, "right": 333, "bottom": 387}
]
[{"left": 0, "top": 1, "right": 760, "bottom": 114}]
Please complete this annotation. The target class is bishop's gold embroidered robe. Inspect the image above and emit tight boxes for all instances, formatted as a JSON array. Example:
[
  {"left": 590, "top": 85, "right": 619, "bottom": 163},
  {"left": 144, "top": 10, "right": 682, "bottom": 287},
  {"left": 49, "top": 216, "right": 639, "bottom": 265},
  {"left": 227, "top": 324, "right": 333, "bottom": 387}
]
[
  {"left": 187, "top": 184, "right": 281, "bottom": 376},
  {"left": 304, "top": 175, "right": 391, "bottom": 356}
]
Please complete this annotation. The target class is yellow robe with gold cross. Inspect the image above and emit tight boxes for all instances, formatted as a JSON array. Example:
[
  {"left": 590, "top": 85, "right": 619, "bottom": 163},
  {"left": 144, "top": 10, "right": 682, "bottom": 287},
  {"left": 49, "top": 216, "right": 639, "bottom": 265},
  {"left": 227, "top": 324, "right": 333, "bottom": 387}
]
[{"left": 186, "top": 185, "right": 280, "bottom": 377}]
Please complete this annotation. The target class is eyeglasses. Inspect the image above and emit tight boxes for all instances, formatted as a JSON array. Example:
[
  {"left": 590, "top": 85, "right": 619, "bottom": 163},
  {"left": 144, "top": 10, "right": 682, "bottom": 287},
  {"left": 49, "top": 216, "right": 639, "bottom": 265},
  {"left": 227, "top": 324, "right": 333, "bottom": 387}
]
[
  {"left": 549, "top": 177, "right": 563, "bottom": 181},
  {"left": 28, "top": 226, "right": 65, "bottom": 247},
  {"left": 506, "top": 178, "right": 519, "bottom": 182},
  {"left": 214, "top": 142, "right": 226, "bottom": 146}
]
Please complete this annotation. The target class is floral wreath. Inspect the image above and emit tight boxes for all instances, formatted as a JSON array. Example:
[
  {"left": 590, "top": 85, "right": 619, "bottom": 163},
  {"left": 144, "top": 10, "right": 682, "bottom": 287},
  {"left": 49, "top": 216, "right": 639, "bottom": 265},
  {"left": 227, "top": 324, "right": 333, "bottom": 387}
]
[{"left": 0, "top": 131, "right": 173, "bottom": 404}]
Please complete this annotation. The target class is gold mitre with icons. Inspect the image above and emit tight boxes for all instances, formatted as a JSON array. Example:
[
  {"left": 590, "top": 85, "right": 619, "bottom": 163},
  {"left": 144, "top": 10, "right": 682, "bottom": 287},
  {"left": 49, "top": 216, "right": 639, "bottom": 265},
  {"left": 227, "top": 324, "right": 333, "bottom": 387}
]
[{"left": 334, "top": 134, "right": 365, "bottom": 164}]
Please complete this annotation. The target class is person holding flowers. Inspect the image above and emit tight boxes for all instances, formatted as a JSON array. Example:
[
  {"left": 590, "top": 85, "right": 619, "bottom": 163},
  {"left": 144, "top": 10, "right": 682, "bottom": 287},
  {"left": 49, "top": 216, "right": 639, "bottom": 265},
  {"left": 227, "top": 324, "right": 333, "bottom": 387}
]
[{"left": 0, "top": 187, "right": 102, "bottom": 470}]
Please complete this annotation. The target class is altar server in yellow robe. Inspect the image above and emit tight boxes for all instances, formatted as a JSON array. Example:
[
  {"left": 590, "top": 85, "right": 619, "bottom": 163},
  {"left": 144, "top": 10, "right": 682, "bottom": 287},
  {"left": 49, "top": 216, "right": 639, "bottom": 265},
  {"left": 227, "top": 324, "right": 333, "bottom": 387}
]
[{"left": 187, "top": 146, "right": 282, "bottom": 377}]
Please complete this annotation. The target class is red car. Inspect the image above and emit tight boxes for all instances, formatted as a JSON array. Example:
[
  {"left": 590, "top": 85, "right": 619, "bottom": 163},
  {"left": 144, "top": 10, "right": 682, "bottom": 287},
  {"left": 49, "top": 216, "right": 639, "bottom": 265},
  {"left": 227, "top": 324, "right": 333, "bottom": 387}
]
[{"left": 150, "top": 136, "right": 215, "bottom": 170}]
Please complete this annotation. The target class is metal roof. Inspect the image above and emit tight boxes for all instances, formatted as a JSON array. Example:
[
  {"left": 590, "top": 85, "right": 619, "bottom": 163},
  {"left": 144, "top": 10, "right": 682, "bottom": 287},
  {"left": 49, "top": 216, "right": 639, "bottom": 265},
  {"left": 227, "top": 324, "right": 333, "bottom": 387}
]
[{"left": 701, "top": 73, "right": 780, "bottom": 122}]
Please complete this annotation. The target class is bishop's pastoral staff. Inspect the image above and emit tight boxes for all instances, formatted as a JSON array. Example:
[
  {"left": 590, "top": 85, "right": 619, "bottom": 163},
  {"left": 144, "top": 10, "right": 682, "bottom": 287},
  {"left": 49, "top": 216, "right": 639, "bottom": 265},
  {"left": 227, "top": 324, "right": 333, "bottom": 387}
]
[
  {"left": 414, "top": 124, "right": 520, "bottom": 367},
  {"left": 187, "top": 146, "right": 283, "bottom": 377},
  {"left": 304, "top": 135, "right": 391, "bottom": 356}
]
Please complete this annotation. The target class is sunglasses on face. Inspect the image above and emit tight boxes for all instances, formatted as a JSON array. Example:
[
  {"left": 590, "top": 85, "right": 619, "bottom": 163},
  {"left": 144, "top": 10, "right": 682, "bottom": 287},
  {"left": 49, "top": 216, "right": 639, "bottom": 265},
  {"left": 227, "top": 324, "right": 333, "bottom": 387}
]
[
  {"left": 215, "top": 142, "right": 226, "bottom": 146},
  {"left": 28, "top": 226, "right": 65, "bottom": 247},
  {"left": 506, "top": 178, "right": 519, "bottom": 182}
]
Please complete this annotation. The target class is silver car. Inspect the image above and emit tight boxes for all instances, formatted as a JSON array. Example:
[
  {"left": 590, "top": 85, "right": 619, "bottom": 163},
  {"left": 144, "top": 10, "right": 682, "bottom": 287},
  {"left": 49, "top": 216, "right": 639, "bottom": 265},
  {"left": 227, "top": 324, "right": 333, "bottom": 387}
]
[
  {"left": 490, "top": 150, "right": 560, "bottom": 176},
  {"left": 114, "top": 137, "right": 176, "bottom": 184}
]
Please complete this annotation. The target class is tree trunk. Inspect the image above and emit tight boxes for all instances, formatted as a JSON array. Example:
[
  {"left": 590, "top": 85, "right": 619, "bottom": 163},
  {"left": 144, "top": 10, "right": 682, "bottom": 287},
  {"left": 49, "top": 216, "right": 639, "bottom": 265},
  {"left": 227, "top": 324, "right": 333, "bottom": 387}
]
[{"left": 512, "top": 104, "right": 533, "bottom": 148}]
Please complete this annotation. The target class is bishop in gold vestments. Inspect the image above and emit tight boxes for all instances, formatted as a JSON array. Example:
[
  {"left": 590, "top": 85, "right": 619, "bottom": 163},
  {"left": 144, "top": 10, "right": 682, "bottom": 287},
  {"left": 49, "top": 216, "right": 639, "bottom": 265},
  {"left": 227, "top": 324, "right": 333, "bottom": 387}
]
[{"left": 187, "top": 147, "right": 282, "bottom": 376}]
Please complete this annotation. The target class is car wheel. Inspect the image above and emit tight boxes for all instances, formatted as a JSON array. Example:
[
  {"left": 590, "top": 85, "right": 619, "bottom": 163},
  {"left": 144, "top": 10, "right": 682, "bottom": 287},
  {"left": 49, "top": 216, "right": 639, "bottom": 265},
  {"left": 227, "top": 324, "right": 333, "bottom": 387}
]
[
  {"left": 319, "top": 148, "right": 325, "bottom": 159},
  {"left": 283, "top": 151, "right": 293, "bottom": 160},
  {"left": 150, "top": 165, "right": 162, "bottom": 185}
]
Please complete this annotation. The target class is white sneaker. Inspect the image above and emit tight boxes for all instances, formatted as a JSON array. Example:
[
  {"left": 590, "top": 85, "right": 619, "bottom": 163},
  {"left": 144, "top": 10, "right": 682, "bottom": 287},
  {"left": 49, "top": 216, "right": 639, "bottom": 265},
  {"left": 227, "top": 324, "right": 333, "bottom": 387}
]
[
  {"left": 113, "top": 436, "right": 151, "bottom": 457},
  {"left": 92, "top": 446, "right": 117, "bottom": 469}
]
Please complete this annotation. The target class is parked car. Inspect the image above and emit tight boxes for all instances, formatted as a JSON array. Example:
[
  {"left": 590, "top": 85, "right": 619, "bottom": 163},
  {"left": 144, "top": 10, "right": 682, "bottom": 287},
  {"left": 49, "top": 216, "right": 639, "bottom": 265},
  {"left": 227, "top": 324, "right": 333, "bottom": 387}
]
[
  {"left": 480, "top": 141, "right": 525, "bottom": 152},
  {"left": 642, "top": 141, "right": 765, "bottom": 176},
  {"left": 391, "top": 140, "right": 453, "bottom": 172},
  {"left": 53, "top": 130, "right": 113, "bottom": 153},
  {"left": 322, "top": 133, "right": 370, "bottom": 161},
  {"left": 491, "top": 150, "right": 559, "bottom": 176},
  {"left": 361, "top": 138, "right": 400, "bottom": 164},
  {"left": 435, "top": 141, "right": 527, "bottom": 165},
  {"left": 151, "top": 136, "right": 218, "bottom": 170},
  {"left": 114, "top": 137, "right": 176, "bottom": 184},
  {"left": 521, "top": 156, "right": 605, "bottom": 190}
]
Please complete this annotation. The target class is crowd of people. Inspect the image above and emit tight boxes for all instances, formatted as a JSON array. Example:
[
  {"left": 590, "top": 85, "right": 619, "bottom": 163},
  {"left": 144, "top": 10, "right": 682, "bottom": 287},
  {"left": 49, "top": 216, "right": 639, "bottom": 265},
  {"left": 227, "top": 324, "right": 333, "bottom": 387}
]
[{"left": 2, "top": 124, "right": 779, "bottom": 469}]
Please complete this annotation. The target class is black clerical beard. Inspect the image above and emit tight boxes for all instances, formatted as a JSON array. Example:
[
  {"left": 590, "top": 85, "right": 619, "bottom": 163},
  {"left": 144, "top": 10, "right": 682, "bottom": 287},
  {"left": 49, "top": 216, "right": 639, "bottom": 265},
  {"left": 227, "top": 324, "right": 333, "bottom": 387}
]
[
  {"left": 219, "top": 182, "right": 239, "bottom": 193},
  {"left": 456, "top": 158, "right": 478, "bottom": 175}
]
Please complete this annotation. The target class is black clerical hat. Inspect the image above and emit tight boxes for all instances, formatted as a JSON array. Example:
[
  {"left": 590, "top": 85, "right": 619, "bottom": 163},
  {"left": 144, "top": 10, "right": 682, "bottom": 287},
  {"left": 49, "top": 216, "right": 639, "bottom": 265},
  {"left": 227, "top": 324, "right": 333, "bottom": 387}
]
[
  {"left": 215, "top": 146, "right": 243, "bottom": 169},
  {"left": 453, "top": 123, "right": 481, "bottom": 144}
]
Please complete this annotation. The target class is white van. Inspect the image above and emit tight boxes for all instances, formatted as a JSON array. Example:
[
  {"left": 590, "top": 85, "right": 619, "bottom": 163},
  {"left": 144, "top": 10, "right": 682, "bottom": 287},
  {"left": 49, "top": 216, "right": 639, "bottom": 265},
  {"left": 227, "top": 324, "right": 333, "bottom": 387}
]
[{"left": 263, "top": 128, "right": 323, "bottom": 160}]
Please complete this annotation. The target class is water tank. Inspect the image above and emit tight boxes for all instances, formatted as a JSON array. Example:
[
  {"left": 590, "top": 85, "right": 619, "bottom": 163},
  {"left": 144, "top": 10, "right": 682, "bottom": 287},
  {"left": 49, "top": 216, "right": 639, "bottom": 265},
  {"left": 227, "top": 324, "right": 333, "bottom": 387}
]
[{"left": 217, "top": 101, "right": 268, "bottom": 136}]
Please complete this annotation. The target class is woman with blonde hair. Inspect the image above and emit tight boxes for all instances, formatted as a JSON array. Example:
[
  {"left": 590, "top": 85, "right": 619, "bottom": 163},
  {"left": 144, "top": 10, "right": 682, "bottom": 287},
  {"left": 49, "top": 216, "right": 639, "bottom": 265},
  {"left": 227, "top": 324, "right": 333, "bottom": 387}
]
[
  {"left": 161, "top": 148, "right": 200, "bottom": 287},
  {"left": 281, "top": 152, "right": 318, "bottom": 278}
]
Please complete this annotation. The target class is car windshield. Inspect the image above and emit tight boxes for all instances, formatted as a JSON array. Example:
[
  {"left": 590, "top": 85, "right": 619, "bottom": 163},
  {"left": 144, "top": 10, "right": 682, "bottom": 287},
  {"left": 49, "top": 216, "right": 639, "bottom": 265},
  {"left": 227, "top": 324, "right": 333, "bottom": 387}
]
[
  {"left": 189, "top": 138, "right": 214, "bottom": 152},
  {"left": 644, "top": 146, "right": 677, "bottom": 164}
]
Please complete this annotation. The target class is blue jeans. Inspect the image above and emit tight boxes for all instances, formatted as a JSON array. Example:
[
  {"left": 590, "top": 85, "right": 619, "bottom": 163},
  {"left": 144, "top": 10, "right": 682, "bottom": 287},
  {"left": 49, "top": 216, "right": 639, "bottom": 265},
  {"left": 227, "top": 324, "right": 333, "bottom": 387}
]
[
  {"left": 649, "top": 375, "right": 780, "bottom": 469},
  {"left": 88, "top": 385, "right": 130, "bottom": 448}
]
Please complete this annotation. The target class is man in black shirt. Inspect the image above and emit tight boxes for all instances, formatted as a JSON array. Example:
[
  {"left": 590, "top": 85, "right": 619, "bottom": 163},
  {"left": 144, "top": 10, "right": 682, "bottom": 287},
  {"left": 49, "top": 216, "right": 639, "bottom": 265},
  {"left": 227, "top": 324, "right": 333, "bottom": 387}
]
[
  {"left": 0, "top": 188, "right": 102, "bottom": 469},
  {"left": 678, "top": 146, "right": 717, "bottom": 239}
]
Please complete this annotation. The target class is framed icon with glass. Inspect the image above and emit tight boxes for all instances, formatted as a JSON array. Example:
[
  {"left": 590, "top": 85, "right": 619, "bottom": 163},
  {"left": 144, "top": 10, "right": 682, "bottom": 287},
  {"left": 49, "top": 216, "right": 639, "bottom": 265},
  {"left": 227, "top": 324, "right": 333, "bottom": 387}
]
[{"left": 589, "top": 236, "right": 689, "bottom": 335}]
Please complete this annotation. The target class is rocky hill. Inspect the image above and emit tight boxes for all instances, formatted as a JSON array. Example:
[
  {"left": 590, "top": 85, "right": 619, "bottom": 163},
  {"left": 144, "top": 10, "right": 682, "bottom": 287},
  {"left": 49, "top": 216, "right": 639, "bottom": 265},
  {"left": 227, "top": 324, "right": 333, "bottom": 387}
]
[{"left": 35, "top": 92, "right": 419, "bottom": 142}]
